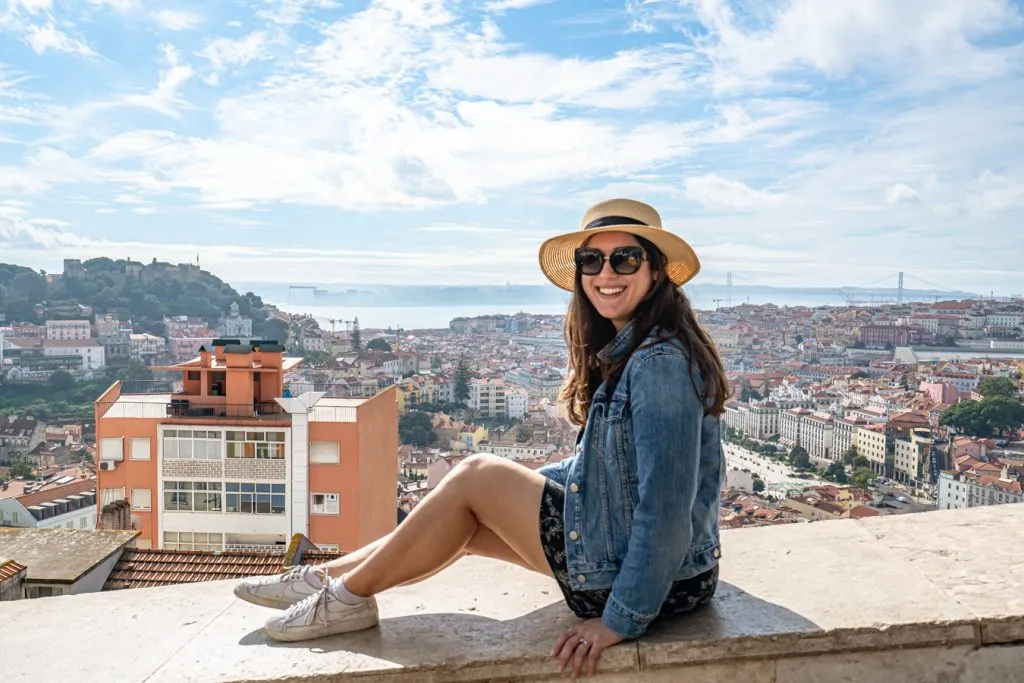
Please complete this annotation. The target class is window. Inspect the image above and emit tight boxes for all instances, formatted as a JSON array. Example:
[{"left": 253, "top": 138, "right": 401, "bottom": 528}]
[
  {"left": 99, "top": 437, "right": 124, "bottom": 462},
  {"left": 131, "top": 488, "right": 152, "bottom": 511},
  {"left": 225, "top": 482, "right": 286, "bottom": 514},
  {"left": 311, "top": 492, "right": 340, "bottom": 515},
  {"left": 163, "top": 481, "right": 223, "bottom": 512},
  {"left": 163, "top": 531, "right": 224, "bottom": 551},
  {"left": 310, "top": 441, "right": 339, "bottom": 464},
  {"left": 130, "top": 438, "right": 151, "bottom": 461},
  {"left": 226, "top": 431, "right": 285, "bottom": 460},
  {"left": 163, "top": 429, "right": 223, "bottom": 460},
  {"left": 101, "top": 487, "right": 126, "bottom": 506},
  {"left": 187, "top": 371, "right": 201, "bottom": 381},
  {"left": 79, "top": 517, "right": 88, "bottom": 528}
]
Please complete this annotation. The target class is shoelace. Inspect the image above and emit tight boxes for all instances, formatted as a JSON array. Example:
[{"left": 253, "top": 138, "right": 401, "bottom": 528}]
[
  {"left": 259, "top": 565, "right": 326, "bottom": 587},
  {"left": 283, "top": 584, "right": 339, "bottom": 627}
]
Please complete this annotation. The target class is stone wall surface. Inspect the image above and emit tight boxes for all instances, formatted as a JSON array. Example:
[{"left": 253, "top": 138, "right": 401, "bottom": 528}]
[
  {"left": 163, "top": 459, "right": 223, "bottom": 479},
  {"left": 224, "top": 458, "right": 286, "bottom": 481},
  {"left": 4, "top": 506, "right": 1024, "bottom": 683}
]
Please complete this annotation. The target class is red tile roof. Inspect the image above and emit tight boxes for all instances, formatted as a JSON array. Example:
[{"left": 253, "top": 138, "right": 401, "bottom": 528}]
[
  {"left": 103, "top": 549, "right": 288, "bottom": 590},
  {"left": 0, "top": 559, "right": 27, "bottom": 582},
  {"left": 15, "top": 478, "right": 96, "bottom": 509},
  {"left": 298, "top": 549, "right": 344, "bottom": 565}
]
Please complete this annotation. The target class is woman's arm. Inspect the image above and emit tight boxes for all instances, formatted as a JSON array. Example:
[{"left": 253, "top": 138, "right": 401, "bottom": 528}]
[{"left": 602, "top": 351, "right": 703, "bottom": 639}]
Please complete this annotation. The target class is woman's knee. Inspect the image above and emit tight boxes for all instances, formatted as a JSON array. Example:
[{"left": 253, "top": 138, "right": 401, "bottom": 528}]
[{"left": 447, "top": 453, "right": 504, "bottom": 492}]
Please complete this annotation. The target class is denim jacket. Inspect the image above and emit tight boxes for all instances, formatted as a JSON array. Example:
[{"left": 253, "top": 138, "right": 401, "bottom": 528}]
[{"left": 538, "top": 322, "right": 725, "bottom": 639}]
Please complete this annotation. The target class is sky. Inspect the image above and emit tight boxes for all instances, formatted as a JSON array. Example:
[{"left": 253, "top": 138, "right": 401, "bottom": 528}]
[{"left": 1, "top": 0, "right": 1023, "bottom": 295}]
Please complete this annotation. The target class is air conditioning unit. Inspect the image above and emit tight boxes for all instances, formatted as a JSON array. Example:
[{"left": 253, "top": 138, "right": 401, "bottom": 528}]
[{"left": 99, "top": 460, "right": 117, "bottom": 471}]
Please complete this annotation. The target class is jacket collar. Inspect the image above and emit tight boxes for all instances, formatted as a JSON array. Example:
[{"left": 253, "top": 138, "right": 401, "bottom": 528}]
[{"left": 597, "top": 320, "right": 636, "bottom": 364}]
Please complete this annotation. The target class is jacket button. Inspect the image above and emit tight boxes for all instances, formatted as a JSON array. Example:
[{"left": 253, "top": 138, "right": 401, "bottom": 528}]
[
  {"left": 712, "top": 548, "right": 721, "bottom": 559},
  {"left": 577, "top": 575, "right": 586, "bottom": 584},
  {"left": 569, "top": 483, "right": 579, "bottom": 493},
  {"left": 569, "top": 531, "right": 579, "bottom": 541}
]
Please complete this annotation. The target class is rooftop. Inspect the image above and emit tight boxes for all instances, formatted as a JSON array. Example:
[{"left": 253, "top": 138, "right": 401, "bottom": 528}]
[
  {"left": 5, "top": 505, "right": 1023, "bottom": 682},
  {"left": 15, "top": 477, "right": 96, "bottom": 508},
  {"left": 104, "top": 549, "right": 290, "bottom": 591},
  {"left": 0, "top": 528, "right": 139, "bottom": 583}
]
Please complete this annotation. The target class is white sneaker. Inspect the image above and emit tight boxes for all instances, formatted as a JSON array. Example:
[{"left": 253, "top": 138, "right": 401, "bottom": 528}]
[
  {"left": 263, "top": 584, "right": 380, "bottom": 642},
  {"left": 233, "top": 565, "right": 328, "bottom": 610}
]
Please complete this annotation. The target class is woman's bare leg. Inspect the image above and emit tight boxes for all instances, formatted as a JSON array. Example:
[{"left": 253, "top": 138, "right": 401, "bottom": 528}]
[
  {"left": 318, "top": 524, "right": 538, "bottom": 585},
  {"left": 341, "top": 454, "right": 552, "bottom": 597}
]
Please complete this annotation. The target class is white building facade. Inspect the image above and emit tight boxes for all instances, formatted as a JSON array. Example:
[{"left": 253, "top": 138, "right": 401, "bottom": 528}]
[{"left": 45, "top": 320, "right": 91, "bottom": 341}]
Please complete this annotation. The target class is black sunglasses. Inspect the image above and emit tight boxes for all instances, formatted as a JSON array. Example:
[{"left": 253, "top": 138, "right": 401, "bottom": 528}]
[{"left": 574, "top": 246, "right": 647, "bottom": 276}]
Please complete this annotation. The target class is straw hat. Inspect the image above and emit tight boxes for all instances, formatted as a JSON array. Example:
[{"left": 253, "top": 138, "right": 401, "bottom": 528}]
[{"left": 538, "top": 198, "right": 701, "bottom": 292}]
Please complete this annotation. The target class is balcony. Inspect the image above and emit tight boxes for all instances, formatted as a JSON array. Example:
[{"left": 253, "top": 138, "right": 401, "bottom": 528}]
[
  {"left": 5, "top": 504, "right": 1024, "bottom": 682},
  {"left": 98, "top": 397, "right": 290, "bottom": 421}
]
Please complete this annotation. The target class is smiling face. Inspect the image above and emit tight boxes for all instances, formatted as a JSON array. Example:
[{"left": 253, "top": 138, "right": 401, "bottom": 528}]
[{"left": 580, "top": 231, "right": 658, "bottom": 331}]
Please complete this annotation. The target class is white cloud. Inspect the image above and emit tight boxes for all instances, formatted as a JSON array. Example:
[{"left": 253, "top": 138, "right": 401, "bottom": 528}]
[
  {"left": 24, "top": 23, "right": 94, "bottom": 56},
  {"left": 965, "top": 171, "right": 1024, "bottom": 213},
  {"left": 131, "top": 206, "right": 157, "bottom": 215},
  {"left": 483, "top": 0, "right": 553, "bottom": 11},
  {"left": 8, "top": 0, "right": 52, "bottom": 13},
  {"left": 664, "top": 0, "right": 1024, "bottom": 91},
  {"left": 427, "top": 46, "right": 699, "bottom": 109},
  {"left": 885, "top": 183, "right": 920, "bottom": 204},
  {"left": 199, "top": 32, "right": 267, "bottom": 70},
  {"left": 86, "top": 0, "right": 138, "bottom": 10},
  {"left": 154, "top": 9, "right": 202, "bottom": 31},
  {"left": 413, "top": 225, "right": 505, "bottom": 233},
  {"left": 684, "top": 174, "right": 788, "bottom": 211}
]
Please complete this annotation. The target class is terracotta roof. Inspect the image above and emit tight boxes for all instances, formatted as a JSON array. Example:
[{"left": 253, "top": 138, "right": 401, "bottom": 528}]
[
  {"left": 848, "top": 505, "right": 882, "bottom": 519},
  {"left": 103, "top": 548, "right": 287, "bottom": 590},
  {"left": 298, "top": 549, "right": 345, "bottom": 565},
  {"left": 14, "top": 479, "right": 96, "bottom": 509},
  {"left": 0, "top": 558, "right": 27, "bottom": 582},
  {"left": 15, "top": 478, "right": 96, "bottom": 509}
]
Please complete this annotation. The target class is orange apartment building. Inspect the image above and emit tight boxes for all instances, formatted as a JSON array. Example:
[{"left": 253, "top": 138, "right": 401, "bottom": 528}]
[{"left": 94, "top": 339, "right": 398, "bottom": 553}]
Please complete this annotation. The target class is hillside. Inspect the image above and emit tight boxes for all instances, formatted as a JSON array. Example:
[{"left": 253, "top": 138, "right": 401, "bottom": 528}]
[{"left": 0, "top": 258, "right": 284, "bottom": 338}]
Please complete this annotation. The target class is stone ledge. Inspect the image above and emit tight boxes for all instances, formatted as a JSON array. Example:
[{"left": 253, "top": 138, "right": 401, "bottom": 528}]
[{"left": 5, "top": 505, "right": 1024, "bottom": 683}]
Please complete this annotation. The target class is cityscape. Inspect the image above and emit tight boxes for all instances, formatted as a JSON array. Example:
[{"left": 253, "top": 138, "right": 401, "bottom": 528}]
[
  {"left": 3, "top": 0, "right": 1024, "bottom": 678},
  {"left": 2, "top": 255, "right": 1022, "bottom": 585}
]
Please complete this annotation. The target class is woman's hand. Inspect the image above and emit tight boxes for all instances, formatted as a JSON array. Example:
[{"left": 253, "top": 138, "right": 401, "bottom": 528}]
[{"left": 551, "top": 618, "right": 624, "bottom": 678}]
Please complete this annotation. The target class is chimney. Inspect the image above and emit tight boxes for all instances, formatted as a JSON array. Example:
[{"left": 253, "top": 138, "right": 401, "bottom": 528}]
[
  {"left": 199, "top": 345, "right": 211, "bottom": 368},
  {"left": 99, "top": 499, "right": 131, "bottom": 530}
]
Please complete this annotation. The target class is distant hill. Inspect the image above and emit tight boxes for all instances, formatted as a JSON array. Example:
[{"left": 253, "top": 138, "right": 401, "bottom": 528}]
[{"left": 0, "top": 258, "right": 283, "bottom": 338}]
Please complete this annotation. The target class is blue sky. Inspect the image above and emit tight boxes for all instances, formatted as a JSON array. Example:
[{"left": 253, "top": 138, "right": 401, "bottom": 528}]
[{"left": 1, "top": 0, "right": 1023, "bottom": 294}]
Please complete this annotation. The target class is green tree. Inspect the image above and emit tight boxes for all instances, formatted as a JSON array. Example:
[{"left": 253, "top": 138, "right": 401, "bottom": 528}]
[
  {"left": 350, "top": 317, "right": 362, "bottom": 351},
  {"left": 824, "top": 462, "right": 848, "bottom": 484},
  {"left": 8, "top": 463, "right": 34, "bottom": 479},
  {"left": 752, "top": 477, "right": 766, "bottom": 493},
  {"left": 453, "top": 357, "right": 471, "bottom": 406},
  {"left": 977, "top": 377, "right": 1018, "bottom": 399},
  {"left": 10, "top": 270, "right": 47, "bottom": 301},
  {"left": 850, "top": 467, "right": 874, "bottom": 489},
  {"left": 789, "top": 445, "right": 811, "bottom": 470},
  {"left": 515, "top": 424, "right": 534, "bottom": 442},
  {"left": 941, "top": 398, "right": 1024, "bottom": 437},
  {"left": 49, "top": 370, "right": 76, "bottom": 391},
  {"left": 841, "top": 446, "right": 859, "bottom": 466},
  {"left": 853, "top": 455, "right": 871, "bottom": 469},
  {"left": 367, "top": 338, "right": 392, "bottom": 352},
  {"left": 398, "top": 410, "right": 437, "bottom": 447}
]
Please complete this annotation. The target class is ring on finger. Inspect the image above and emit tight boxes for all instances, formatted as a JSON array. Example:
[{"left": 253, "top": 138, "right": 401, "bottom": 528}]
[{"left": 579, "top": 638, "right": 590, "bottom": 647}]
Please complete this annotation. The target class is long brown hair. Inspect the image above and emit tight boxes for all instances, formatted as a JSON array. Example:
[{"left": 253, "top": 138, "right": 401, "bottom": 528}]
[{"left": 561, "top": 235, "right": 730, "bottom": 426}]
